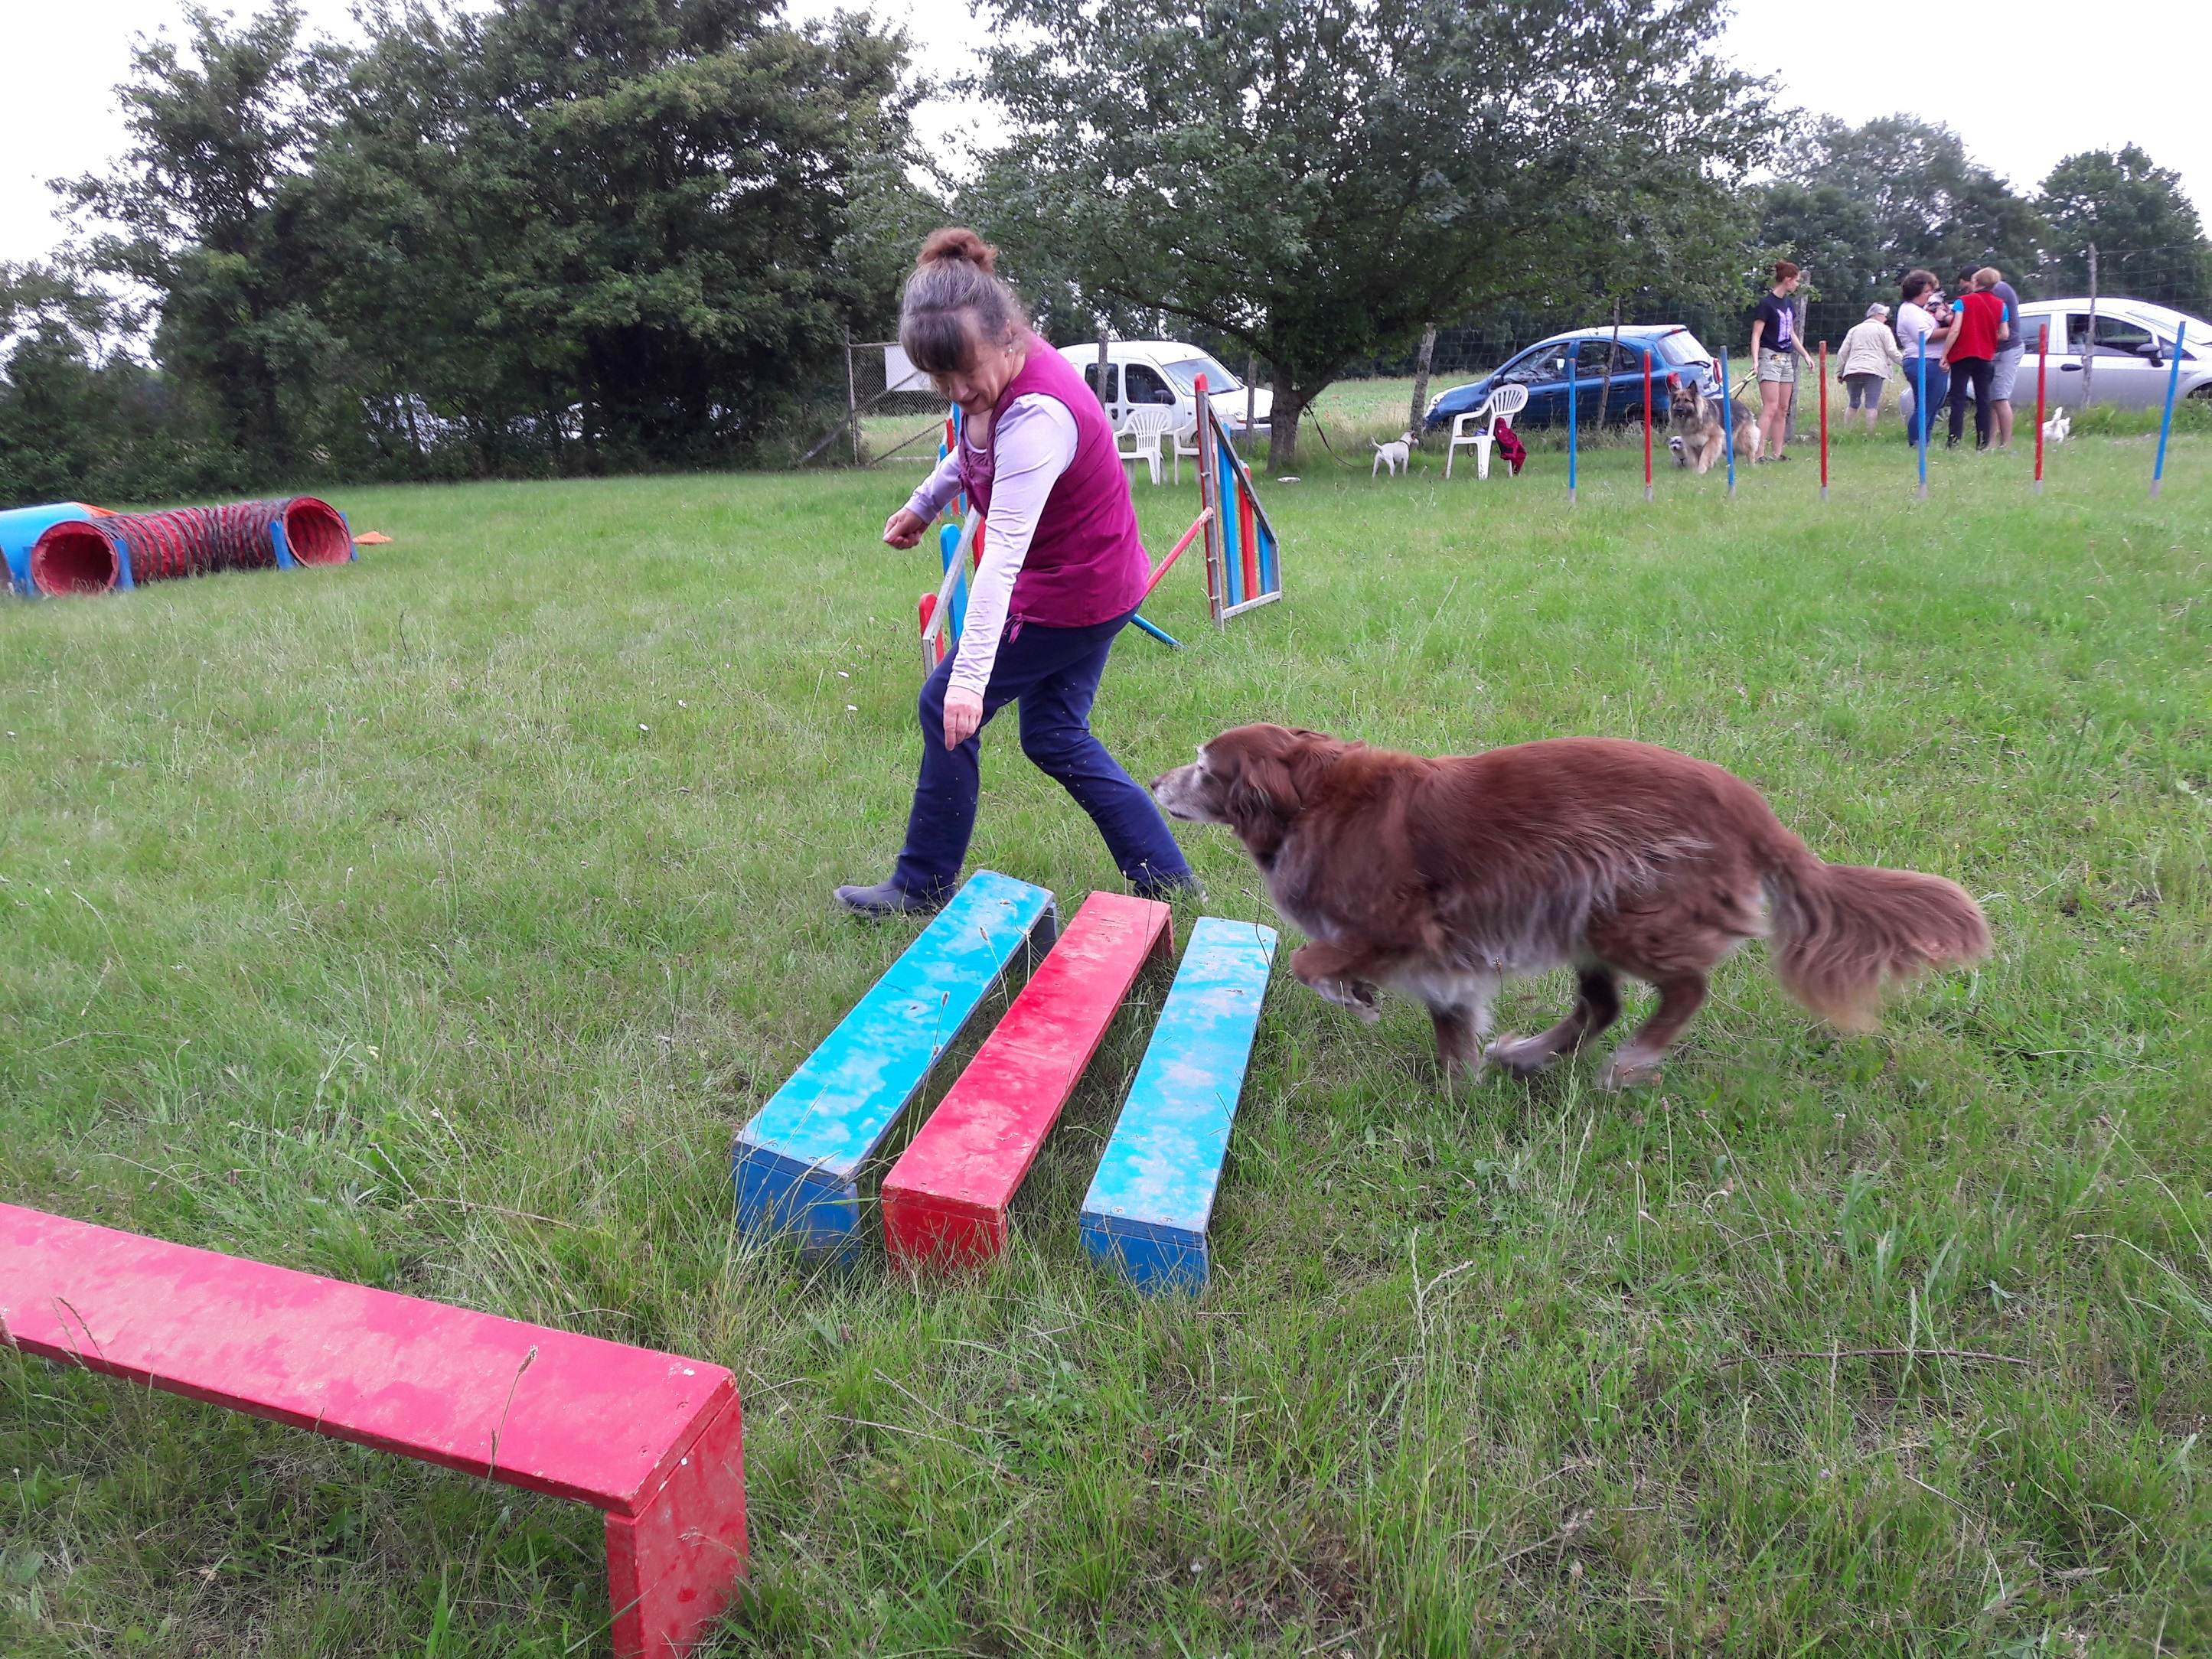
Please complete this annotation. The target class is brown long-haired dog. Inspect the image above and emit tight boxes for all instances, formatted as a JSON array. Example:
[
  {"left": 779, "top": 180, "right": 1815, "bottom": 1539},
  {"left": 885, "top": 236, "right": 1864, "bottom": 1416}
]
[{"left": 1152, "top": 725, "right": 1990, "bottom": 1089}]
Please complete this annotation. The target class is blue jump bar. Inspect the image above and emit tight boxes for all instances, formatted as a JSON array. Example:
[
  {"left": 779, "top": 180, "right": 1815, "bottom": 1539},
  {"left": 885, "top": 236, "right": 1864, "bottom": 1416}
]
[
  {"left": 1080, "top": 917, "right": 1277, "bottom": 1293},
  {"left": 732, "top": 870, "right": 1055, "bottom": 1259}
]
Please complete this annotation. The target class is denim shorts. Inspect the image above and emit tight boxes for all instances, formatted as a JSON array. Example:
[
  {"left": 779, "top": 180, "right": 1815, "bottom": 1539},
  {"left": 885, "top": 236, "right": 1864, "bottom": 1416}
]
[
  {"left": 1989, "top": 343, "right": 2026, "bottom": 402},
  {"left": 1757, "top": 347, "right": 1796, "bottom": 383}
]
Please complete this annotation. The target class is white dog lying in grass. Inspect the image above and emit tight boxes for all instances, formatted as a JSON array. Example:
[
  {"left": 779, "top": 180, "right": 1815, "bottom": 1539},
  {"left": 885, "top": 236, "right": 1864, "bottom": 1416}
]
[
  {"left": 2042, "top": 406, "right": 2071, "bottom": 445},
  {"left": 1372, "top": 432, "right": 1413, "bottom": 477}
]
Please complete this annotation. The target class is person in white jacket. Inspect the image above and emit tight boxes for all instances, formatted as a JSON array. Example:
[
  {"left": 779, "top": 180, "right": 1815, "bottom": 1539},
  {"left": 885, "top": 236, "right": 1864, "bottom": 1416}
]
[{"left": 1837, "top": 303, "right": 1906, "bottom": 432}]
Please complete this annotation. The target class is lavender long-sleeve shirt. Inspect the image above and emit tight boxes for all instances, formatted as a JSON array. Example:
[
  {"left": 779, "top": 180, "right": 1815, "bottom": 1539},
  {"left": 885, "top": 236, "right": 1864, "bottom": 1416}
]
[{"left": 903, "top": 394, "right": 1078, "bottom": 698}]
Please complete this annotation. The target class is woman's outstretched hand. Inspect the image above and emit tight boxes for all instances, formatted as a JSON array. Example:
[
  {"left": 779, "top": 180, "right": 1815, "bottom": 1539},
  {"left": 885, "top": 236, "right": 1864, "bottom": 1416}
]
[
  {"left": 942, "top": 687, "right": 984, "bottom": 748},
  {"left": 883, "top": 508, "right": 928, "bottom": 548}
]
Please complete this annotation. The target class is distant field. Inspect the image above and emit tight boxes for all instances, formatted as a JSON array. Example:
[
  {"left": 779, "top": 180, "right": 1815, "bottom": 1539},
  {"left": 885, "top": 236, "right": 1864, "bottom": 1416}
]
[{"left": 4, "top": 429, "right": 2208, "bottom": 1655}]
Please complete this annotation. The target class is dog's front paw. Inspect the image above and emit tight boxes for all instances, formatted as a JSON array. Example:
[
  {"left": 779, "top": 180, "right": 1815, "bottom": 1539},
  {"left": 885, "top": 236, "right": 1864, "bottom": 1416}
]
[
  {"left": 1597, "top": 1049, "right": 1664, "bottom": 1091},
  {"left": 1484, "top": 1033, "right": 1556, "bottom": 1078},
  {"left": 1310, "top": 977, "right": 1382, "bottom": 1024}
]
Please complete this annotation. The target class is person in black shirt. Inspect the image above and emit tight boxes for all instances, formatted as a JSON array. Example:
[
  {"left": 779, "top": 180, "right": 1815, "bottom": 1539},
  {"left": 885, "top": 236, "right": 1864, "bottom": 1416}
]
[{"left": 1750, "top": 261, "right": 1813, "bottom": 461}]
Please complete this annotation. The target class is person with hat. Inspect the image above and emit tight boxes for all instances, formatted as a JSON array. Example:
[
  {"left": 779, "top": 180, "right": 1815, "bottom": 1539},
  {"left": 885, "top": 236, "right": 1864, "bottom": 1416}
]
[{"left": 1837, "top": 301, "right": 1905, "bottom": 432}]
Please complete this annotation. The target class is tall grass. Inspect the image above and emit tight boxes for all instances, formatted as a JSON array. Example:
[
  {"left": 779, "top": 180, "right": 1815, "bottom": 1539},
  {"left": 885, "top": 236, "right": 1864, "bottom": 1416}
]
[{"left": 3, "top": 432, "right": 2208, "bottom": 1655}]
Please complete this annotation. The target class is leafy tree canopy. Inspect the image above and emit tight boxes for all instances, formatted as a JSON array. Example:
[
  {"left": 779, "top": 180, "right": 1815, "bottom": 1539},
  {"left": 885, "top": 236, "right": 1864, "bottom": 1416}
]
[
  {"left": 2037, "top": 145, "right": 2212, "bottom": 310},
  {"left": 971, "top": 0, "right": 1775, "bottom": 465},
  {"left": 1761, "top": 115, "right": 2043, "bottom": 308}
]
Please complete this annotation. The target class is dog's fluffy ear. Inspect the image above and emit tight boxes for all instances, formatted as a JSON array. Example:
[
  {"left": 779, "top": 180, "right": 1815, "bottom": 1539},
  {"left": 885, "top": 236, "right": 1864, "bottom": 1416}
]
[{"left": 1227, "top": 755, "right": 1299, "bottom": 832}]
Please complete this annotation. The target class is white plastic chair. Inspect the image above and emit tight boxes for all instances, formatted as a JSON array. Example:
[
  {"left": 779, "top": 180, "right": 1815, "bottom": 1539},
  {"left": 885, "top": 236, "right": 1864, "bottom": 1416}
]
[
  {"left": 1171, "top": 414, "right": 1202, "bottom": 484},
  {"left": 1444, "top": 383, "right": 1528, "bottom": 480},
  {"left": 1115, "top": 406, "right": 1178, "bottom": 485}
]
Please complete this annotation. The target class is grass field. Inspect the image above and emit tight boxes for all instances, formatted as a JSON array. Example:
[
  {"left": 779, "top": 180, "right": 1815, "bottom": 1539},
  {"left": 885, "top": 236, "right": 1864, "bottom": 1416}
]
[{"left": 4, "top": 425, "right": 2209, "bottom": 1657}]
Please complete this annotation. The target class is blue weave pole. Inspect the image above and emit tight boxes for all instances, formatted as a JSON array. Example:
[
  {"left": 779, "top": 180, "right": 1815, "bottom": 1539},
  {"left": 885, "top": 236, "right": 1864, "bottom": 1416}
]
[
  {"left": 2152, "top": 321, "right": 2186, "bottom": 500},
  {"left": 1566, "top": 357, "right": 1577, "bottom": 504},
  {"left": 1128, "top": 612, "right": 1181, "bottom": 648},
  {"left": 1916, "top": 350, "right": 1929, "bottom": 500},
  {"left": 1719, "top": 350, "right": 1736, "bottom": 498}
]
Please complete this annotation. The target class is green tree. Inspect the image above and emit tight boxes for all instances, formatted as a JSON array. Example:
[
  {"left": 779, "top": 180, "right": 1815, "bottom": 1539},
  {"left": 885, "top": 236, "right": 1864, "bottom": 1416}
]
[
  {"left": 1770, "top": 116, "right": 2043, "bottom": 300},
  {"left": 2037, "top": 145, "right": 2212, "bottom": 310},
  {"left": 313, "top": 0, "right": 918, "bottom": 471},
  {"left": 60, "top": 5, "right": 339, "bottom": 480},
  {"left": 973, "top": 0, "right": 1775, "bottom": 468}
]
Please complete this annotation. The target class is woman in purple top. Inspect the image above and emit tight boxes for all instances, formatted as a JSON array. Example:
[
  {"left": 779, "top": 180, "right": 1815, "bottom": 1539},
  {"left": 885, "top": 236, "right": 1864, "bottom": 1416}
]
[{"left": 835, "top": 230, "right": 1195, "bottom": 916}]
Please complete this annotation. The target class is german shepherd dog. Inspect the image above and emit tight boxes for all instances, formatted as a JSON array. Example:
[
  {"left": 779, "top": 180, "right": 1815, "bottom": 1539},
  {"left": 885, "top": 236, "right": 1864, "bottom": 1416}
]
[{"left": 1668, "top": 379, "right": 1761, "bottom": 474}]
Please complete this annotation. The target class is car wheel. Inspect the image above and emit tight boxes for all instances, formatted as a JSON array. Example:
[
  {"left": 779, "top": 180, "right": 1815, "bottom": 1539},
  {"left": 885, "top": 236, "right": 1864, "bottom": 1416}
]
[{"left": 2188, "top": 382, "right": 2212, "bottom": 401}]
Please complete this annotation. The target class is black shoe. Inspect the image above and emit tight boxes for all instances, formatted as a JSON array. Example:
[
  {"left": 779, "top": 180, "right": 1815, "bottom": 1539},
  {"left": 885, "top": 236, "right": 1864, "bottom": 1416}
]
[{"left": 834, "top": 880, "right": 946, "bottom": 918}]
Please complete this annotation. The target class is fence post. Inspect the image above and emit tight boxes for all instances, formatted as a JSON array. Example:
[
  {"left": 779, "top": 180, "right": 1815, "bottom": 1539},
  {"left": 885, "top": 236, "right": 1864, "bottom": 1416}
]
[
  {"left": 1245, "top": 356, "right": 1259, "bottom": 462},
  {"left": 1566, "top": 357, "right": 1577, "bottom": 504},
  {"left": 2084, "top": 243, "right": 2098, "bottom": 407},
  {"left": 1641, "top": 348, "right": 1652, "bottom": 504},
  {"left": 1817, "top": 341, "right": 1829, "bottom": 503},
  {"left": 1785, "top": 285, "right": 1807, "bottom": 445},
  {"left": 843, "top": 328, "right": 862, "bottom": 466}
]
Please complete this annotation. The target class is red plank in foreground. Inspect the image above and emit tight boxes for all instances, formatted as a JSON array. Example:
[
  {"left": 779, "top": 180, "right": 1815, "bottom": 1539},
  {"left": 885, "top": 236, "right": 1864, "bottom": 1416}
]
[
  {"left": 881, "top": 891, "right": 1173, "bottom": 1270},
  {"left": 0, "top": 1203, "right": 745, "bottom": 1657}
]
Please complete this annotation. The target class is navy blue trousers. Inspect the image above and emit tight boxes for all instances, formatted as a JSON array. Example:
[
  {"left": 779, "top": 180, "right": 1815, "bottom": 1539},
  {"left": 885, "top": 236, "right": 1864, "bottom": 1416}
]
[{"left": 892, "top": 609, "right": 1192, "bottom": 899}]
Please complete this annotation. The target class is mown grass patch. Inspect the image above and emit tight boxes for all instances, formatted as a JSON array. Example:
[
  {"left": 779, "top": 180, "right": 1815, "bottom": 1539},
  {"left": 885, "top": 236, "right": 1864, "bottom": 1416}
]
[{"left": 4, "top": 433, "right": 2208, "bottom": 1655}]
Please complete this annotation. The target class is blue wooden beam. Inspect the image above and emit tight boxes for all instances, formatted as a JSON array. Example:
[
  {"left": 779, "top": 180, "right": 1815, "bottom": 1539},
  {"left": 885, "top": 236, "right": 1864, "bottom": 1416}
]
[
  {"left": 1079, "top": 918, "right": 1277, "bottom": 1293},
  {"left": 732, "top": 871, "right": 1055, "bottom": 1260}
]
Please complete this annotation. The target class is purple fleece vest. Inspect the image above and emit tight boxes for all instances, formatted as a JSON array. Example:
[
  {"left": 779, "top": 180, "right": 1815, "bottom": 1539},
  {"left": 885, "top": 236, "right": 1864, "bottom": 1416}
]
[{"left": 955, "top": 338, "right": 1150, "bottom": 627}]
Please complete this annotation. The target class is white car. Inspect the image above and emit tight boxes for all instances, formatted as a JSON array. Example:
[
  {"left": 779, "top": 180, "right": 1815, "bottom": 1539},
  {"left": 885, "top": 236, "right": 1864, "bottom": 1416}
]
[
  {"left": 2010, "top": 298, "right": 2212, "bottom": 409},
  {"left": 1055, "top": 340, "right": 1271, "bottom": 432}
]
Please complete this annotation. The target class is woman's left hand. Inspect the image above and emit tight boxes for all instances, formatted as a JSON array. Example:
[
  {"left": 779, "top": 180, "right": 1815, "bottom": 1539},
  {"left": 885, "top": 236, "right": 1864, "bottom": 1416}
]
[{"left": 942, "top": 687, "right": 984, "bottom": 748}]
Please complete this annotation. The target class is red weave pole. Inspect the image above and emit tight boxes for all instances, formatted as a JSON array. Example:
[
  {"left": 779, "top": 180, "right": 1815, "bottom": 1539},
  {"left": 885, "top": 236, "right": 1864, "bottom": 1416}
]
[
  {"left": 2033, "top": 324, "right": 2048, "bottom": 493},
  {"left": 1642, "top": 350, "right": 1652, "bottom": 502},
  {"left": 1144, "top": 508, "right": 1212, "bottom": 599},
  {"left": 1818, "top": 341, "right": 1829, "bottom": 501}
]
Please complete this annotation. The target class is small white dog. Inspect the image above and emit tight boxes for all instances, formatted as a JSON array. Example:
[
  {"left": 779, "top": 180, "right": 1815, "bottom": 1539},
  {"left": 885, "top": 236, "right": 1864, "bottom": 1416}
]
[
  {"left": 1372, "top": 432, "right": 1413, "bottom": 477},
  {"left": 2042, "top": 406, "right": 2071, "bottom": 445}
]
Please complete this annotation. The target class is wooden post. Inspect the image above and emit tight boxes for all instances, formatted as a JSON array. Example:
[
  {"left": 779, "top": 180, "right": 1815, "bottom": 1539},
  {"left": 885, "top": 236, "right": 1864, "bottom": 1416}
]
[
  {"left": 843, "top": 328, "right": 860, "bottom": 466},
  {"left": 1408, "top": 324, "right": 1437, "bottom": 448},
  {"left": 1244, "top": 355, "right": 1258, "bottom": 461},
  {"left": 1603, "top": 299, "right": 1623, "bottom": 427},
  {"left": 2083, "top": 243, "right": 2097, "bottom": 407},
  {"left": 1096, "top": 334, "right": 1111, "bottom": 409},
  {"left": 1194, "top": 374, "right": 1225, "bottom": 627}
]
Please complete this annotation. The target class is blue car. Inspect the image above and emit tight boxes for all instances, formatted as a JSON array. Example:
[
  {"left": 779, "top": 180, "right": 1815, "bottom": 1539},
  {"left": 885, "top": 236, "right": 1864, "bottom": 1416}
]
[{"left": 1423, "top": 325, "right": 1722, "bottom": 432}]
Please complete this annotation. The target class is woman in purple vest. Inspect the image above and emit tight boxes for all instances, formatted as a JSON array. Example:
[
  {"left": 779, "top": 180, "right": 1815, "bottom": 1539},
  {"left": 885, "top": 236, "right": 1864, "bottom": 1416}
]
[{"left": 835, "top": 230, "right": 1196, "bottom": 915}]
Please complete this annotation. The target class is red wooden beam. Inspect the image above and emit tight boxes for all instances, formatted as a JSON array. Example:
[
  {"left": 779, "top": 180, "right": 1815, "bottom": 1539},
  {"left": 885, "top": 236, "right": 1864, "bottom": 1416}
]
[
  {"left": 0, "top": 1203, "right": 745, "bottom": 1657},
  {"left": 881, "top": 891, "right": 1173, "bottom": 1270}
]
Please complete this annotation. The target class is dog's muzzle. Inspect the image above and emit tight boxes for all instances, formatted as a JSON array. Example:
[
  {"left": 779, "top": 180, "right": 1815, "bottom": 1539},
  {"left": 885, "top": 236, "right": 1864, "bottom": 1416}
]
[{"left": 1150, "top": 764, "right": 1217, "bottom": 822}]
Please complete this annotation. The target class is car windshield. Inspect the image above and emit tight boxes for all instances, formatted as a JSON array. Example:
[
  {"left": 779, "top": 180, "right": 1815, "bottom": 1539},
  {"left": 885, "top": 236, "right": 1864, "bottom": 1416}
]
[
  {"left": 1652, "top": 330, "right": 1711, "bottom": 367},
  {"left": 1159, "top": 354, "right": 1242, "bottom": 395}
]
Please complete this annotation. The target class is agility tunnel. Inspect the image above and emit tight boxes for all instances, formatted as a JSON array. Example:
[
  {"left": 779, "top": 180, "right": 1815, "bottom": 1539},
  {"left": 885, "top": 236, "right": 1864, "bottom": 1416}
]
[
  {"left": 1, "top": 501, "right": 106, "bottom": 596},
  {"left": 734, "top": 872, "right": 1279, "bottom": 1291},
  {"left": 5, "top": 496, "right": 354, "bottom": 595}
]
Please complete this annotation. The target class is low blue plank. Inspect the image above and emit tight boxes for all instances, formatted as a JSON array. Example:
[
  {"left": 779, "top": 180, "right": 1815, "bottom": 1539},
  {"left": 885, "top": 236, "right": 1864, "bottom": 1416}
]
[
  {"left": 732, "top": 870, "right": 1054, "bottom": 1258},
  {"left": 1079, "top": 918, "right": 1276, "bottom": 1293}
]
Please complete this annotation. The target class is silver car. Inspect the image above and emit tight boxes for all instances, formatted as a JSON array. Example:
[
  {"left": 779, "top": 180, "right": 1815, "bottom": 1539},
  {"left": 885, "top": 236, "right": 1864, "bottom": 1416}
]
[{"left": 2011, "top": 298, "right": 2212, "bottom": 409}]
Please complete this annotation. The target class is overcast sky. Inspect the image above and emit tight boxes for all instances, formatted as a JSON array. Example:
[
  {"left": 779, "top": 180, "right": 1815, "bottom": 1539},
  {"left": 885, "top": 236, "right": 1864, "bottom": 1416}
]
[{"left": 6, "top": 0, "right": 2210, "bottom": 266}]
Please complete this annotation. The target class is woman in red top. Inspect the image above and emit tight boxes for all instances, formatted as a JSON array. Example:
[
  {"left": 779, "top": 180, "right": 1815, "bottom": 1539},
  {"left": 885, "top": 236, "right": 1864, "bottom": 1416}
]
[{"left": 1941, "top": 269, "right": 2009, "bottom": 450}]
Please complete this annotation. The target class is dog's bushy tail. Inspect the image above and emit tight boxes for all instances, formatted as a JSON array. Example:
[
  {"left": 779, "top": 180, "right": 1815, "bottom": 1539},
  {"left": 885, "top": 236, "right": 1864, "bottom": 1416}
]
[{"left": 1763, "top": 844, "right": 1990, "bottom": 1029}]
